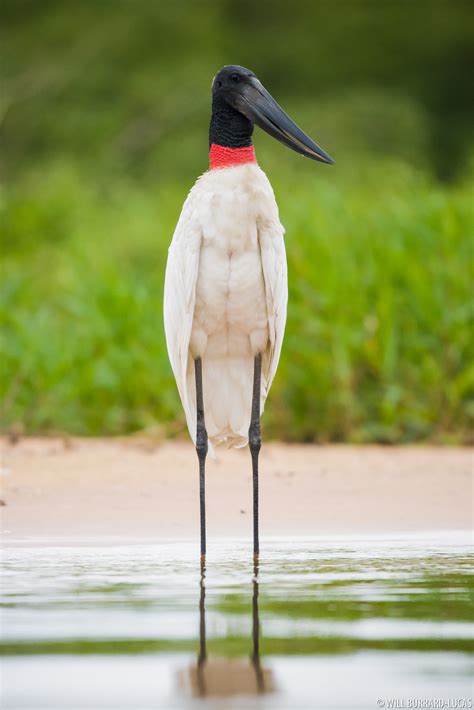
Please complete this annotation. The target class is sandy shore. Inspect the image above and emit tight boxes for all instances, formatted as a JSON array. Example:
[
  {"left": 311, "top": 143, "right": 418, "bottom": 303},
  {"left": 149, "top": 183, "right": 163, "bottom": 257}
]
[{"left": 0, "top": 437, "right": 472, "bottom": 538}]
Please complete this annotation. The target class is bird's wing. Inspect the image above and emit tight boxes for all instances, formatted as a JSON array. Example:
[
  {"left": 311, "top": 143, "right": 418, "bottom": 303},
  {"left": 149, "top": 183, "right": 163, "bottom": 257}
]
[
  {"left": 163, "top": 189, "right": 202, "bottom": 443},
  {"left": 258, "top": 210, "right": 288, "bottom": 398}
]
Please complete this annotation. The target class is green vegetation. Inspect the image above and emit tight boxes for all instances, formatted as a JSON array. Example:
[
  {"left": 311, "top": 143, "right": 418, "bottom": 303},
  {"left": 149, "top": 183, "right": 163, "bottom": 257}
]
[
  {"left": 1, "top": 160, "right": 473, "bottom": 442},
  {"left": 1, "top": 1, "right": 473, "bottom": 442},
  {"left": 2, "top": 0, "right": 473, "bottom": 182}
]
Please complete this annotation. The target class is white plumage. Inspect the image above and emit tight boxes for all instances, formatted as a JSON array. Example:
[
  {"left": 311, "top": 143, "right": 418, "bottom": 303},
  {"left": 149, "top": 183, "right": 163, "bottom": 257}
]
[{"left": 164, "top": 162, "right": 287, "bottom": 453}]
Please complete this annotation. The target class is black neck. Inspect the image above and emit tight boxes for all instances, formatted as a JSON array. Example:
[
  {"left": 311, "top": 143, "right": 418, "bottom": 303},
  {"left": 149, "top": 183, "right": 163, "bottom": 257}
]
[{"left": 209, "top": 96, "right": 254, "bottom": 148}]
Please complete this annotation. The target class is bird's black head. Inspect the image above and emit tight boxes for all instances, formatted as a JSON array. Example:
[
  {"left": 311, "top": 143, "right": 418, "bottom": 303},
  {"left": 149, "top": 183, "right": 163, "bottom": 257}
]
[
  {"left": 209, "top": 64, "right": 334, "bottom": 164},
  {"left": 209, "top": 65, "right": 256, "bottom": 149},
  {"left": 212, "top": 65, "right": 256, "bottom": 99}
]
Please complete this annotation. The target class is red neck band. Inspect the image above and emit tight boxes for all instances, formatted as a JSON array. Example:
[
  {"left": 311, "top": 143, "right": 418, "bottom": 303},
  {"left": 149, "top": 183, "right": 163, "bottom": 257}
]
[{"left": 209, "top": 143, "right": 257, "bottom": 170}]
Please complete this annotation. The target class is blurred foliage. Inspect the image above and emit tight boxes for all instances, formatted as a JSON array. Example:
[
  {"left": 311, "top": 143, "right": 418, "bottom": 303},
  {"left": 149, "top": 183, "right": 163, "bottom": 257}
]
[
  {"left": 1, "top": 0, "right": 474, "bottom": 181},
  {"left": 1, "top": 162, "right": 473, "bottom": 442},
  {"left": 0, "top": 0, "right": 473, "bottom": 441}
]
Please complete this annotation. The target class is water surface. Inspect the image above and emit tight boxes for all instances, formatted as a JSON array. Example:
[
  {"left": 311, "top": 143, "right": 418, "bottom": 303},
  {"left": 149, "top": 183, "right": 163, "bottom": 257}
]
[{"left": 1, "top": 533, "right": 473, "bottom": 708}]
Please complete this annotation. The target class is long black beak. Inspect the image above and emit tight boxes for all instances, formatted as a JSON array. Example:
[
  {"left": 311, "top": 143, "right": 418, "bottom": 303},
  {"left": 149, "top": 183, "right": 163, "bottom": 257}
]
[{"left": 233, "top": 77, "right": 334, "bottom": 165}]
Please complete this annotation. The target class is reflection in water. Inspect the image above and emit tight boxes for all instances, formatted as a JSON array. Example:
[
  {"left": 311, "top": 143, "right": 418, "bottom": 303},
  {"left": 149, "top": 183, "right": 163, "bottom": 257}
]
[
  {"left": 181, "top": 560, "right": 274, "bottom": 698},
  {"left": 196, "top": 564, "right": 206, "bottom": 696},
  {"left": 251, "top": 561, "right": 264, "bottom": 693},
  {"left": 3, "top": 537, "right": 473, "bottom": 709}
]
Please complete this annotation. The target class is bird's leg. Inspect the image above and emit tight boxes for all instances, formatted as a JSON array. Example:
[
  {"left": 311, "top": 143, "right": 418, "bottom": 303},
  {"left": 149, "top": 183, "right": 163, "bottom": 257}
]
[
  {"left": 249, "top": 352, "right": 262, "bottom": 558},
  {"left": 195, "top": 356, "right": 208, "bottom": 560}
]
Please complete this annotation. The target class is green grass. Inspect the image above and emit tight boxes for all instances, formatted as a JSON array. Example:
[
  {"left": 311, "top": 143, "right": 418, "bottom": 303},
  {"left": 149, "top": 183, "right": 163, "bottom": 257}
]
[{"left": 1, "top": 159, "right": 473, "bottom": 442}]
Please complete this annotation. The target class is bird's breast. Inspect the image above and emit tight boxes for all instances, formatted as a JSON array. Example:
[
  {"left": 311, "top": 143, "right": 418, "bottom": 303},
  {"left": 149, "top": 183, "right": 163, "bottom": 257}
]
[{"left": 189, "top": 167, "right": 271, "bottom": 358}]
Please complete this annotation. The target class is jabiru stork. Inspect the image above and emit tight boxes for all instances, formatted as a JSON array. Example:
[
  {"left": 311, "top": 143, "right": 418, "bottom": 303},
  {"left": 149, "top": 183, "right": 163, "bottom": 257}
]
[{"left": 164, "top": 65, "right": 333, "bottom": 559}]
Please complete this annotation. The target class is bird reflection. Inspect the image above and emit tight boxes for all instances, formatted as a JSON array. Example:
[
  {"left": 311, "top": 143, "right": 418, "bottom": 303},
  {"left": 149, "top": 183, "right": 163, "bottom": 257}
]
[
  {"left": 251, "top": 560, "right": 265, "bottom": 693},
  {"left": 180, "top": 560, "right": 274, "bottom": 698},
  {"left": 196, "top": 563, "right": 207, "bottom": 696}
]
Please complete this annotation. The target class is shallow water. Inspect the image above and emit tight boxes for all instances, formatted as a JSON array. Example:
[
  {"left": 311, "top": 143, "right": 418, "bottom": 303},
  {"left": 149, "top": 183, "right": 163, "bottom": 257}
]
[{"left": 1, "top": 533, "right": 473, "bottom": 709}]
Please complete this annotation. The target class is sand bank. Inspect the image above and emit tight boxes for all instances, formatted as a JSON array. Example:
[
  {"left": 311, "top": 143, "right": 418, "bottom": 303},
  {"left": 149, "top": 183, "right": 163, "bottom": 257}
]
[{"left": 0, "top": 438, "right": 472, "bottom": 538}]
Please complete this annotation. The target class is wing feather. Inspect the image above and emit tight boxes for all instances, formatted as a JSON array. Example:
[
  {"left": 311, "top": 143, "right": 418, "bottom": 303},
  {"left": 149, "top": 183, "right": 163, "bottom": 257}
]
[
  {"left": 163, "top": 190, "right": 202, "bottom": 443},
  {"left": 258, "top": 214, "right": 288, "bottom": 398}
]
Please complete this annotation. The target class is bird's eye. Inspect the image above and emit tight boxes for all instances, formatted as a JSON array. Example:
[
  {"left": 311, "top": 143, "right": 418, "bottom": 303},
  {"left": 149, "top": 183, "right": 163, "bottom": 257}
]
[
  {"left": 230, "top": 73, "right": 240, "bottom": 82},
  {"left": 216, "top": 80, "right": 222, "bottom": 87}
]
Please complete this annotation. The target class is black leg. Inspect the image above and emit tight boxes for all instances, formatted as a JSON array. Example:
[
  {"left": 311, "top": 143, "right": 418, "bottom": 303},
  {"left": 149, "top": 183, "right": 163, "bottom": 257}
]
[
  {"left": 195, "top": 357, "right": 208, "bottom": 559},
  {"left": 249, "top": 353, "right": 262, "bottom": 558}
]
